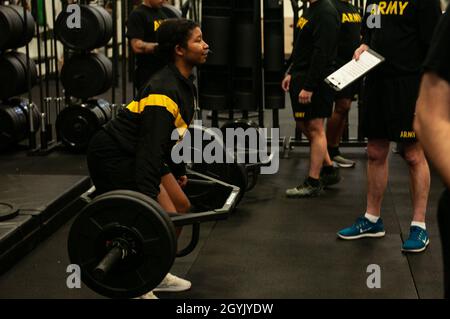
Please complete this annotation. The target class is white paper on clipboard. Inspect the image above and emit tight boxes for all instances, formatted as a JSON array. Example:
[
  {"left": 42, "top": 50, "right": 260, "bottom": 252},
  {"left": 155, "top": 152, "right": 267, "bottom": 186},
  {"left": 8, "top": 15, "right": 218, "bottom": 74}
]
[{"left": 325, "top": 49, "right": 385, "bottom": 91}]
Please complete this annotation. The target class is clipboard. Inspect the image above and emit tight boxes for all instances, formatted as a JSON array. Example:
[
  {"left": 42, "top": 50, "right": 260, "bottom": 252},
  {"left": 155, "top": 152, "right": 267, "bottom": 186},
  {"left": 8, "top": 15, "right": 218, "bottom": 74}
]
[{"left": 325, "top": 49, "right": 385, "bottom": 91}]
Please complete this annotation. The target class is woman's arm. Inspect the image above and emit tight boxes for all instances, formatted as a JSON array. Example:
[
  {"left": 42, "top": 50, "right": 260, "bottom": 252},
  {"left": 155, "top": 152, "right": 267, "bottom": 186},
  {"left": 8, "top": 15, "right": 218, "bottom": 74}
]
[{"left": 135, "top": 106, "right": 175, "bottom": 199}]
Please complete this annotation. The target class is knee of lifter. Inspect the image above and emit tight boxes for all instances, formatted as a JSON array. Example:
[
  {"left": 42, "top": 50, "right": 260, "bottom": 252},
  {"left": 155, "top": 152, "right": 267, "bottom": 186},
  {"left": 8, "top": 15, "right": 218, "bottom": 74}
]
[{"left": 177, "top": 200, "right": 191, "bottom": 214}]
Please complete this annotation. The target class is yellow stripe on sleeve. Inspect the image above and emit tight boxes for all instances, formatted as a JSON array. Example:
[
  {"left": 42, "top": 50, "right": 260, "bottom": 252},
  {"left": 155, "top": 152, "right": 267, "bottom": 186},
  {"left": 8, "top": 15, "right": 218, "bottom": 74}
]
[{"left": 127, "top": 94, "right": 188, "bottom": 136}]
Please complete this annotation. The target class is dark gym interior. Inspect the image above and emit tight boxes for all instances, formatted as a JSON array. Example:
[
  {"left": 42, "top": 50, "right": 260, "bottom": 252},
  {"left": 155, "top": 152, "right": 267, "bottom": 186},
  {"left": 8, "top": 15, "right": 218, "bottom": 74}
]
[{"left": 0, "top": 0, "right": 448, "bottom": 300}]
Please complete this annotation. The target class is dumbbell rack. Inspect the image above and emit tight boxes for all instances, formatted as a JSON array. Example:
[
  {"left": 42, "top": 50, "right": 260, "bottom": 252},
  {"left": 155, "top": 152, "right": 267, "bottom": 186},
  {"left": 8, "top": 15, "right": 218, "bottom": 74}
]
[
  {"left": 0, "top": 0, "right": 63, "bottom": 156},
  {"left": 27, "top": 0, "right": 65, "bottom": 156}
]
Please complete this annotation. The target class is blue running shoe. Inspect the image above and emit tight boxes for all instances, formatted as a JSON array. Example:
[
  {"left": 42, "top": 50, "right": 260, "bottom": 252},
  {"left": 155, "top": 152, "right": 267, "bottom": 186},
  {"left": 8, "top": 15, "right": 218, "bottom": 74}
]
[
  {"left": 402, "top": 226, "right": 429, "bottom": 253},
  {"left": 337, "top": 216, "right": 385, "bottom": 240}
]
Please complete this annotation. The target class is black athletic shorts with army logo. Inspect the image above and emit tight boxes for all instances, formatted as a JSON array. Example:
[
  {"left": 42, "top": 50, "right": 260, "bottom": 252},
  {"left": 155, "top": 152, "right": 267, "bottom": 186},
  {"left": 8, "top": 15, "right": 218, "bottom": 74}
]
[
  {"left": 362, "top": 70, "right": 420, "bottom": 142},
  {"left": 289, "top": 71, "right": 335, "bottom": 121}
]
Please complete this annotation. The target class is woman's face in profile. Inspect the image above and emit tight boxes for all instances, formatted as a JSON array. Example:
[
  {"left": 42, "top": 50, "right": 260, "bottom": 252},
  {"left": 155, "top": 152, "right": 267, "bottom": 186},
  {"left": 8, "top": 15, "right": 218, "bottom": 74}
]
[{"left": 183, "top": 27, "right": 210, "bottom": 65}]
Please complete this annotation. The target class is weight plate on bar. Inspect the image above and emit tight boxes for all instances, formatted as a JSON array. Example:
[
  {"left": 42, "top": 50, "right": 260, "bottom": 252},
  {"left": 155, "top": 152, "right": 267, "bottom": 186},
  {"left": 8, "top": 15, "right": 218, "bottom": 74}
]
[
  {"left": 183, "top": 125, "right": 248, "bottom": 205},
  {"left": 68, "top": 190, "right": 177, "bottom": 299}
]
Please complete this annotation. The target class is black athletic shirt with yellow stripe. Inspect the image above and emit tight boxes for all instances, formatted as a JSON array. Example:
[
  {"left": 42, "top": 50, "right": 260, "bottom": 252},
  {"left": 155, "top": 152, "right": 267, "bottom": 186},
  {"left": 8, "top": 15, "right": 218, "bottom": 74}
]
[
  {"left": 103, "top": 64, "right": 196, "bottom": 199},
  {"left": 362, "top": 0, "right": 442, "bottom": 76}
]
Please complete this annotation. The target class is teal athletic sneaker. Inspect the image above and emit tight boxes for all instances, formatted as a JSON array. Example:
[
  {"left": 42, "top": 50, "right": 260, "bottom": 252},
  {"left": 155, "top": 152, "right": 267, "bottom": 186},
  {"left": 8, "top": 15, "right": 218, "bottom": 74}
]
[
  {"left": 402, "top": 226, "right": 429, "bottom": 253},
  {"left": 337, "top": 216, "right": 385, "bottom": 239}
]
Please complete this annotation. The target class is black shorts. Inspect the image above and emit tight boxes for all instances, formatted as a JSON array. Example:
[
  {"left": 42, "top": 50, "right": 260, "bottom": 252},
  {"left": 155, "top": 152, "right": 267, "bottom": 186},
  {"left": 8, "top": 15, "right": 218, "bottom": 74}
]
[
  {"left": 289, "top": 72, "right": 335, "bottom": 121},
  {"left": 362, "top": 71, "right": 420, "bottom": 142},
  {"left": 87, "top": 130, "right": 140, "bottom": 196},
  {"left": 335, "top": 80, "right": 359, "bottom": 100},
  {"left": 87, "top": 130, "right": 169, "bottom": 197}
]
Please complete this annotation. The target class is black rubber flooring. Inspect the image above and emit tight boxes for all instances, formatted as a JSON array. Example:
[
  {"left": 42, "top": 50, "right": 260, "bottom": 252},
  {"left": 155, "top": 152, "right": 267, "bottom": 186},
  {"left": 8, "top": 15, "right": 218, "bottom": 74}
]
[
  {"left": 0, "top": 75, "right": 445, "bottom": 298},
  {"left": 0, "top": 146, "right": 445, "bottom": 298},
  {"left": 169, "top": 148, "right": 444, "bottom": 299}
]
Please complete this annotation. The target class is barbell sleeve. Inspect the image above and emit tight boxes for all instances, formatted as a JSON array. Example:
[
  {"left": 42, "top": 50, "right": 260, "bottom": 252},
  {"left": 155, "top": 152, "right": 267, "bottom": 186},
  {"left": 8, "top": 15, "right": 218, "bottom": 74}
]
[{"left": 93, "top": 245, "right": 123, "bottom": 281}]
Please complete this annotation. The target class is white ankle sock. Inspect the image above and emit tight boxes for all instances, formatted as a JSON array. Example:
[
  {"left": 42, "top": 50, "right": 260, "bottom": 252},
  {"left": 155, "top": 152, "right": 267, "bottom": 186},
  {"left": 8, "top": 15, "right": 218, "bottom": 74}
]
[
  {"left": 411, "top": 221, "right": 426, "bottom": 230},
  {"left": 364, "top": 212, "right": 379, "bottom": 223}
]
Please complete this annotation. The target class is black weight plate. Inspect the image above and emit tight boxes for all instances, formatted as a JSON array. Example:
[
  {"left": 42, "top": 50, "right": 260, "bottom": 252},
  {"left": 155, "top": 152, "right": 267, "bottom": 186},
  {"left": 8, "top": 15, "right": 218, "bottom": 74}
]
[
  {"left": 90, "top": 99, "right": 112, "bottom": 122},
  {"left": 85, "top": 101, "right": 108, "bottom": 125},
  {"left": 61, "top": 53, "right": 112, "bottom": 99},
  {"left": 221, "top": 119, "right": 258, "bottom": 131},
  {"left": 0, "top": 52, "right": 38, "bottom": 99},
  {"left": 220, "top": 119, "right": 265, "bottom": 164},
  {"left": 0, "top": 202, "right": 19, "bottom": 221},
  {"left": 0, "top": 5, "right": 35, "bottom": 50},
  {"left": 191, "top": 162, "right": 247, "bottom": 206},
  {"left": 7, "top": 5, "right": 35, "bottom": 48},
  {"left": 0, "top": 105, "right": 26, "bottom": 139},
  {"left": 11, "top": 51, "right": 38, "bottom": 90},
  {"left": 93, "top": 53, "right": 113, "bottom": 94},
  {"left": 56, "top": 104, "right": 101, "bottom": 150},
  {"left": 93, "top": 5, "right": 113, "bottom": 48},
  {"left": 0, "top": 98, "right": 41, "bottom": 150},
  {"left": 84, "top": 5, "right": 110, "bottom": 49},
  {"left": 9, "top": 97, "right": 40, "bottom": 131},
  {"left": 0, "top": 105, "right": 19, "bottom": 150},
  {"left": 55, "top": 4, "right": 103, "bottom": 51},
  {"left": 68, "top": 190, "right": 176, "bottom": 299},
  {"left": 0, "top": 5, "right": 21, "bottom": 50},
  {"left": 184, "top": 125, "right": 247, "bottom": 204},
  {"left": 0, "top": 53, "right": 24, "bottom": 100}
]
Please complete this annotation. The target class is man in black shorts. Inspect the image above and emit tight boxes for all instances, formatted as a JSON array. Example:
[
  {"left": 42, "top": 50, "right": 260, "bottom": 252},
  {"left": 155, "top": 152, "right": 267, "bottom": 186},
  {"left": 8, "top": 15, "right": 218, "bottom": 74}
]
[
  {"left": 326, "top": 0, "right": 362, "bottom": 168},
  {"left": 282, "top": 0, "right": 341, "bottom": 198},
  {"left": 127, "top": 0, "right": 167, "bottom": 91},
  {"left": 415, "top": 2, "right": 450, "bottom": 296},
  {"left": 338, "top": 0, "right": 442, "bottom": 253}
]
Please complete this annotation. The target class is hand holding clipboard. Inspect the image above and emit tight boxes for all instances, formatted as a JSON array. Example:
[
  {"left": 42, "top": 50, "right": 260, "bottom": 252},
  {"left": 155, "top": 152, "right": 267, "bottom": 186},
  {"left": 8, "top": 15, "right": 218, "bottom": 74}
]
[{"left": 325, "top": 48, "right": 385, "bottom": 91}]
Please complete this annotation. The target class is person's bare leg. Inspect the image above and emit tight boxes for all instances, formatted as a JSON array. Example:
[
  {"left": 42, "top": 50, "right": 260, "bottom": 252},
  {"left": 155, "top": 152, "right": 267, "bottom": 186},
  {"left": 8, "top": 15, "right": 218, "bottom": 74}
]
[
  {"left": 323, "top": 147, "right": 333, "bottom": 167},
  {"left": 366, "top": 139, "right": 390, "bottom": 217},
  {"left": 301, "top": 118, "right": 328, "bottom": 179},
  {"left": 161, "top": 173, "right": 191, "bottom": 214},
  {"left": 157, "top": 184, "right": 177, "bottom": 212},
  {"left": 157, "top": 183, "right": 183, "bottom": 237},
  {"left": 401, "top": 142, "right": 430, "bottom": 223},
  {"left": 326, "top": 98, "right": 352, "bottom": 148}
]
